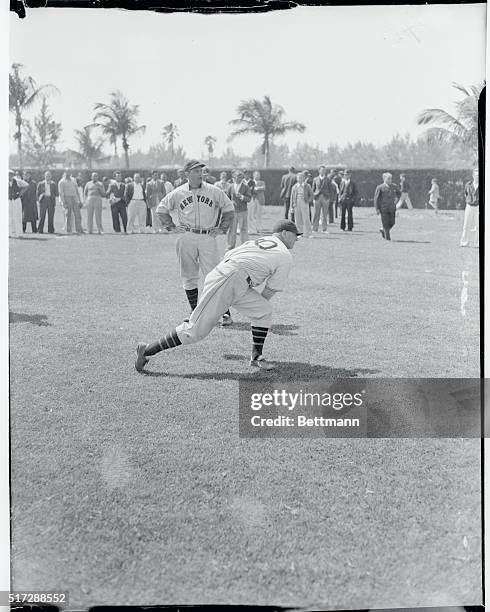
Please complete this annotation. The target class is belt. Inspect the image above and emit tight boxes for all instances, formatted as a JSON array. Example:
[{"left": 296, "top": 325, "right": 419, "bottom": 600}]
[
  {"left": 132, "top": 199, "right": 145, "bottom": 201},
  {"left": 185, "top": 227, "right": 213, "bottom": 234}
]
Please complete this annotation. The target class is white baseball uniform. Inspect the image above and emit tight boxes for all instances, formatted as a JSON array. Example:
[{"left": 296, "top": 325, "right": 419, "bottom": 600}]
[
  {"left": 175, "top": 236, "right": 293, "bottom": 345},
  {"left": 156, "top": 181, "right": 235, "bottom": 290}
]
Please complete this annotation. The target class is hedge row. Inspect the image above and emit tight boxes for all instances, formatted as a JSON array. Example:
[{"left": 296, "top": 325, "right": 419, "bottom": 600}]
[{"left": 24, "top": 167, "right": 473, "bottom": 209}]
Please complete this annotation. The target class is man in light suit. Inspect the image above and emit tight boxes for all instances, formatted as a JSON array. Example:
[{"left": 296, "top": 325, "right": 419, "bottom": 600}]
[
  {"left": 37, "top": 171, "right": 58, "bottom": 234},
  {"left": 227, "top": 169, "right": 252, "bottom": 250},
  {"left": 125, "top": 173, "right": 147, "bottom": 233}
]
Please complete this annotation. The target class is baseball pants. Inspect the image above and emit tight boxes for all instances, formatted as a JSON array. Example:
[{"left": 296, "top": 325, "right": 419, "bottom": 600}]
[
  {"left": 111, "top": 200, "right": 128, "bottom": 233},
  {"left": 312, "top": 196, "right": 329, "bottom": 231},
  {"left": 380, "top": 211, "right": 396, "bottom": 240},
  {"left": 9, "top": 198, "right": 23, "bottom": 237},
  {"left": 294, "top": 201, "right": 312, "bottom": 237},
  {"left": 227, "top": 210, "right": 249, "bottom": 249},
  {"left": 460, "top": 205, "right": 479, "bottom": 247},
  {"left": 175, "top": 260, "right": 272, "bottom": 345},
  {"left": 151, "top": 207, "right": 163, "bottom": 232},
  {"left": 64, "top": 196, "right": 83, "bottom": 233},
  {"left": 396, "top": 193, "right": 413, "bottom": 209},
  {"left": 176, "top": 232, "right": 219, "bottom": 290},
  {"left": 86, "top": 196, "right": 103, "bottom": 233},
  {"left": 127, "top": 200, "right": 147, "bottom": 233}
]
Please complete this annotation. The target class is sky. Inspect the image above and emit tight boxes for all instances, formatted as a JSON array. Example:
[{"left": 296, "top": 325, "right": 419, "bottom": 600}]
[{"left": 9, "top": 4, "right": 486, "bottom": 160}]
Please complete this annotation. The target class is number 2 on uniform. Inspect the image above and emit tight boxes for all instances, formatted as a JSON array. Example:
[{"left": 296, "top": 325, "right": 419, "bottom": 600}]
[{"left": 255, "top": 239, "right": 277, "bottom": 250}]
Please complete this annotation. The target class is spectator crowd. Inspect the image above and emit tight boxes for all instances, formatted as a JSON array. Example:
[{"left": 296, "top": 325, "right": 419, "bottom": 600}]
[{"left": 8, "top": 164, "right": 479, "bottom": 247}]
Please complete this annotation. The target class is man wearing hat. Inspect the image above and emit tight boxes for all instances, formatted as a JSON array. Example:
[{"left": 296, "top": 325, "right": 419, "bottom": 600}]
[
  {"left": 156, "top": 160, "right": 236, "bottom": 324},
  {"left": 135, "top": 219, "right": 300, "bottom": 373}
]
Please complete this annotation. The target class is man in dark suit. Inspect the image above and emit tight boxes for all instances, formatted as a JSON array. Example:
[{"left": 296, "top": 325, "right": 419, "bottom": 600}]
[
  {"left": 227, "top": 169, "right": 252, "bottom": 250},
  {"left": 280, "top": 166, "right": 297, "bottom": 220},
  {"left": 21, "top": 171, "right": 38, "bottom": 233},
  {"left": 36, "top": 170, "right": 58, "bottom": 234},
  {"left": 373, "top": 172, "right": 401, "bottom": 240},
  {"left": 107, "top": 170, "right": 128, "bottom": 233},
  {"left": 312, "top": 165, "right": 336, "bottom": 233},
  {"left": 339, "top": 170, "right": 359, "bottom": 231}
]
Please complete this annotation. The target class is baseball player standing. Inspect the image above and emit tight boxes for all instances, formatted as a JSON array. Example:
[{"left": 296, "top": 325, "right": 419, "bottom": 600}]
[
  {"left": 156, "top": 160, "right": 236, "bottom": 324},
  {"left": 135, "top": 219, "right": 300, "bottom": 373}
]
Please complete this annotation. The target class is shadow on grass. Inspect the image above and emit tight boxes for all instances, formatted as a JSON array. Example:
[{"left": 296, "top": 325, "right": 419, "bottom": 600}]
[
  {"left": 141, "top": 353, "right": 380, "bottom": 380},
  {"left": 10, "top": 235, "right": 51, "bottom": 241},
  {"left": 9, "top": 312, "right": 52, "bottom": 326},
  {"left": 392, "top": 239, "right": 431, "bottom": 244},
  {"left": 222, "top": 322, "right": 299, "bottom": 336}
]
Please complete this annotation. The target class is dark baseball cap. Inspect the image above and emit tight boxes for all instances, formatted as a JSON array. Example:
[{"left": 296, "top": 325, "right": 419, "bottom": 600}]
[
  {"left": 183, "top": 159, "right": 205, "bottom": 173},
  {"left": 272, "top": 219, "right": 302, "bottom": 236}
]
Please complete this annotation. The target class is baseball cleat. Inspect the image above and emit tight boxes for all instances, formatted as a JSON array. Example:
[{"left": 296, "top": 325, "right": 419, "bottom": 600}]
[
  {"left": 250, "top": 356, "right": 275, "bottom": 371},
  {"left": 221, "top": 313, "right": 233, "bottom": 326},
  {"left": 135, "top": 342, "right": 149, "bottom": 372}
]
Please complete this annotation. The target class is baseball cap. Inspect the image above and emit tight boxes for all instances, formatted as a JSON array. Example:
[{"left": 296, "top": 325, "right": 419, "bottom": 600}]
[
  {"left": 183, "top": 159, "right": 205, "bottom": 173},
  {"left": 272, "top": 219, "right": 302, "bottom": 236}
]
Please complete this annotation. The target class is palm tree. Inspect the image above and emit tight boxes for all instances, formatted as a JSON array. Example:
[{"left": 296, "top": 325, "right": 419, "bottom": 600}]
[
  {"left": 70, "top": 126, "right": 109, "bottom": 170},
  {"left": 417, "top": 82, "right": 484, "bottom": 162},
  {"left": 9, "top": 63, "right": 59, "bottom": 169},
  {"left": 93, "top": 90, "right": 146, "bottom": 169},
  {"left": 162, "top": 123, "right": 179, "bottom": 158},
  {"left": 229, "top": 95, "right": 305, "bottom": 167},
  {"left": 204, "top": 135, "right": 217, "bottom": 160}
]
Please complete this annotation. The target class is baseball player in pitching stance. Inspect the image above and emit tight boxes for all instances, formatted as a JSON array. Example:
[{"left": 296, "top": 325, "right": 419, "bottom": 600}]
[
  {"left": 156, "top": 160, "right": 236, "bottom": 325},
  {"left": 135, "top": 219, "right": 301, "bottom": 372}
]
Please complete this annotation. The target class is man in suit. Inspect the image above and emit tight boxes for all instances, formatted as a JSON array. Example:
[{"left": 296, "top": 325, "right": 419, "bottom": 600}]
[
  {"left": 339, "top": 170, "right": 359, "bottom": 231},
  {"left": 36, "top": 171, "right": 58, "bottom": 234},
  {"left": 58, "top": 169, "right": 83, "bottom": 234},
  {"left": 83, "top": 171, "right": 107, "bottom": 234},
  {"left": 227, "top": 169, "right": 252, "bottom": 250},
  {"left": 280, "top": 166, "right": 297, "bottom": 220},
  {"left": 125, "top": 173, "right": 147, "bottom": 233},
  {"left": 373, "top": 172, "right": 401, "bottom": 240},
  {"left": 146, "top": 170, "right": 168, "bottom": 233},
  {"left": 107, "top": 171, "right": 128, "bottom": 233},
  {"left": 215, "top": 171, "right": 232, "bottom": 197},
  {"left": 312, "top": 165, "right": 336, "bottom": 233},
  {"left": 460, "top": 168, "right": 479, "bottom": 248},
  {"left": 21, "top": 171, "right": 38, "bottom": 233}
]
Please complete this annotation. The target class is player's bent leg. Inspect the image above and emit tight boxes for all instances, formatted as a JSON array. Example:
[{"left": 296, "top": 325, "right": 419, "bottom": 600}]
[{"left": 233, "top": 289, "right": 274, "bottom": 369}]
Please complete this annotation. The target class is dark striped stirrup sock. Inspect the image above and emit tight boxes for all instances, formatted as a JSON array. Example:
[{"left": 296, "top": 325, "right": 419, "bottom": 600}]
[
  {"left": 145, "top": 329, "right": 182, "bottom": 356},
  {"left": 251, "top": 326, "right": 269, "bottom": 360},
  {"left": 185, "top": 288, "right": 199, "bottom": 311}
]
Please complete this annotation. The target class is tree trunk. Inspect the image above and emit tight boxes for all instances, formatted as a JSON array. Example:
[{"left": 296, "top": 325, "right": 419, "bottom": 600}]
[
  {"left": 88, "top": 157, "right": 93, "bottom": 171},
  {"left": 16, "top": 111, "right": 23, "bottom": 170},
  {"left": 264, "top": 138, "right": 270, "bottom": 168},
  {"left": 124, "top": 147, "right": 130, "bottom": 169}
]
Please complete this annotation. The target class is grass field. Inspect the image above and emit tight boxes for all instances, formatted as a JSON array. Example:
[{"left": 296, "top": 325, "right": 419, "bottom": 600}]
[{"left": 9, "top": 205, "right": 481, "bottom": 609}]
